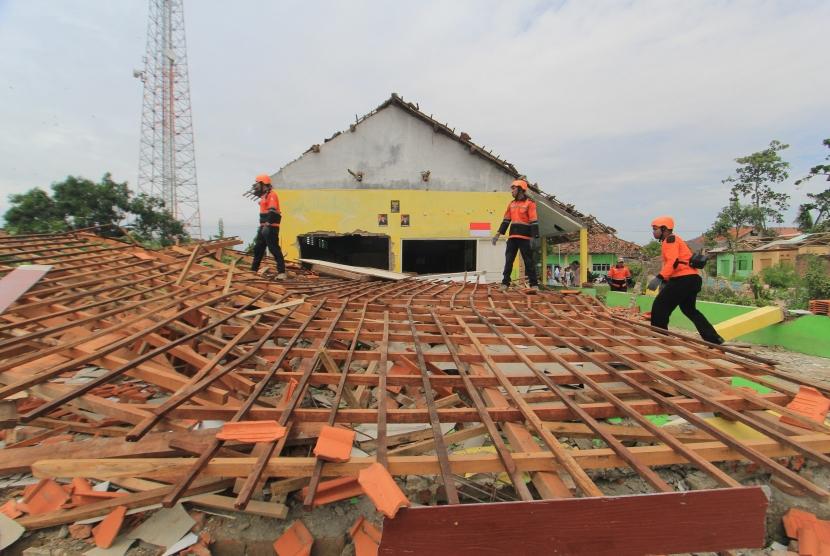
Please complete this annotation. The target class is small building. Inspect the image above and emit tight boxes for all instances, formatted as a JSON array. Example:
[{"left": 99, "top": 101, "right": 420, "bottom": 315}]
[
  {"left": 265, "top": 94, "right": 607, "bottom": 281},
  {"left": 710, "top": 232, "right": 830, "bottom": 277},
  {"left": 710, "top": 245, "right": 757, "bottom": 279},
  {"left": 687, "top": 227, "right": 801, "bottom": 252},
  {"left": 545, "top": 232, "right": 642, "bottom": 279},
  {"left": 753, "top": 233, "right": 830, "bottom": 272},
  {"left": 705, "top": 227, "right": 802, "bottom": 278}
]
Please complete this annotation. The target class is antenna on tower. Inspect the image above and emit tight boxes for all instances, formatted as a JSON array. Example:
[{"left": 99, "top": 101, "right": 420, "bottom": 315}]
[{"left": 135, "top": 0, "right": 202, "bottom": 238}]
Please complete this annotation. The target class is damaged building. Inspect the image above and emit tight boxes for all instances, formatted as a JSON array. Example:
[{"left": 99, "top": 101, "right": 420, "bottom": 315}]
[{"left": 267, "top": 93, "right": 607, "bottom": 282}]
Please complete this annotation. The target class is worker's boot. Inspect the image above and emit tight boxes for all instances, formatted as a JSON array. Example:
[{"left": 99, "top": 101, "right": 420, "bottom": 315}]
[
  {"left": 499, "top": 283, "right": 509, "bottom": 292},
  {"left": 275, "top": 273, "right": 287, "bottom": 280}
]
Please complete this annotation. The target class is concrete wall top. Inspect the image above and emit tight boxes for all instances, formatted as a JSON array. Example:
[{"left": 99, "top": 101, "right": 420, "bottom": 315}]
[{"left": 273, "top": 104, "right": 516, "bottom": 192}]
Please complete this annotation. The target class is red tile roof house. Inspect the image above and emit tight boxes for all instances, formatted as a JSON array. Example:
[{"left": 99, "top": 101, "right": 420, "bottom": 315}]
[{"left": 546, "top": 232, "right": 642, "bottom": 281}]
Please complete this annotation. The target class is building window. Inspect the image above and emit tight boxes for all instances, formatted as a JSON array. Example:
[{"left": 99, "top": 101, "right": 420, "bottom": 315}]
[
  {"left": 737, "top": 259, "right": 748, "bottom": 271},
  {"left": 593, "top": 263, "right": 610, "bottom": 272}
]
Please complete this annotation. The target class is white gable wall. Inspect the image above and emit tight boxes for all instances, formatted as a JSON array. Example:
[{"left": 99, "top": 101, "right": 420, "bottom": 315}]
[{"left": 273, "top": 104, "right": 515, "bottom": 192}]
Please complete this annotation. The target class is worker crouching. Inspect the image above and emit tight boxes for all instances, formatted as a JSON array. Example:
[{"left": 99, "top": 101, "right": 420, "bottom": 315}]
[
  {"left": 250, "top": 174, "right": 286, "bottom": 279},
  {"left": 607, "top": 257, "right": 632, "bottom": 292},
  {"left": 648, "top": 216, "right": 723, "bottom": 344},
  {"left": 492, "top": 179, "right": 539, "bottom": 291}
]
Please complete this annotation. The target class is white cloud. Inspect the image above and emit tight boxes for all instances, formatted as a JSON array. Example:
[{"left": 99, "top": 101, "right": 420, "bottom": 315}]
[{"left": 0, "top": 0, "right": 827, "bottom": 244}]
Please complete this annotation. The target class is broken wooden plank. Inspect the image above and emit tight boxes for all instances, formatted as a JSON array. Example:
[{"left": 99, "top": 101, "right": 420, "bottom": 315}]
[{"left": 379, "top": 487, "right": 768, "bottom": 555}]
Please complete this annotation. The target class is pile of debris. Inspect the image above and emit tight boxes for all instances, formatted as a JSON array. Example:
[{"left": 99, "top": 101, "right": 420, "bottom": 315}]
[
  {"left": 1, "top": 230, "right": 830, "bottom": 555},
  {"left": 808, "top": 299, "right": 830, "bottom": 316}
]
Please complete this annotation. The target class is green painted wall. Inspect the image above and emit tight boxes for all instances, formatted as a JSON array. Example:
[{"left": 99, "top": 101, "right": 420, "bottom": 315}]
[
  {"left": 590, "top": 253, "right": 615, "bottom": 274},
  {"left": 546, "top": 253, "right": 581, "bottom": 268},
  {"left": 716, "top": 252, "right": 754, "bottom": 278},
  {"left": 546, "top": 252, "right": 615, "bottom": 273},
  {"left": 605, "top": 291, "right": 830, "bottom": 358}
]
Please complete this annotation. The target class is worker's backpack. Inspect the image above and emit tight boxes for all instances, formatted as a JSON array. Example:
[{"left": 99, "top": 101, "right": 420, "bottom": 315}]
[{"left": 689, "top": 251, "right": 708, "bottom": 269}]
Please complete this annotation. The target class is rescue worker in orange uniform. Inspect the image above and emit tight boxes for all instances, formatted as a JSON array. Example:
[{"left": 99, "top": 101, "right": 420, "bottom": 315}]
[
  {"left": 607, "top": 257, "right": 632, "bottom": 292},
  {"left": 648, "top": 216, "right": 723, "bottom": 344},
  {"left": 251, "top": 174, "right": 286, "bottom": 279},
  {"left": 492, "top": 179, "right": 539, "bottom": 290}
]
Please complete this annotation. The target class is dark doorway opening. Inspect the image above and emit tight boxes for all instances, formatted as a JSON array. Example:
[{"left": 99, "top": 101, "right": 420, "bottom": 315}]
[
  {"left": 298, "top": 234, "right": 389, "bottom": 270},
  {"left": 402, "top": 239, "right": 476, "bottom": 274}
]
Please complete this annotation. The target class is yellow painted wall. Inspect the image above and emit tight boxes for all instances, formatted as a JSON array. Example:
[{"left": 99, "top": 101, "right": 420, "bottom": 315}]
[
  {"left": 276, "top": 189, "right": 512, "bottom": 271},
  {"left": 752, "top": 245, "right": 829, "bottom": 272}
]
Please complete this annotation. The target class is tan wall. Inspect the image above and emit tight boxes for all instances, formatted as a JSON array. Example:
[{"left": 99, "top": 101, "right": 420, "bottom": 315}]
[
  {"left": 752, "top": 249, "right": 794, "bottom": 271},
  {"left": 799, "top": 245, "right": 830, "bottom": 256}
]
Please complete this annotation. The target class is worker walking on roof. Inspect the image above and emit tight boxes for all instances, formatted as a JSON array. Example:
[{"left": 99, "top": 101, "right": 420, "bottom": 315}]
[
  {"left": 607, "top": 257, "right": 632, "bottom": 292},
  {"left": 492, "top": 179, "right": 540, "bottom": 290},
  {"left": 648, "top": 216, "right": 723, "bottom": 344},
  {"left": 250, "top": 174, "right": 286, "bottom": 280}
]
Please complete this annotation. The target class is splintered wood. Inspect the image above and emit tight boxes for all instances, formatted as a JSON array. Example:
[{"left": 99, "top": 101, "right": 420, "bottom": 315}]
[{"left": 1, "top": 230, "right": 829, "bottom": 552}]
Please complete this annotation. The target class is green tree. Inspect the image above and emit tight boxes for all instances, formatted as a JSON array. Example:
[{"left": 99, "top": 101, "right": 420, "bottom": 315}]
[
  {"left": 127, "top": 193, "right": 187, "bottom": 247},
  {"left": 706, "top": 193, "right": 759, "bottom": 277},
  {"left": 641, "top": 240, "right": 662, "bottom": 259},
  {"left": 4, "top": 188, "right": 64, "bottom": 233},
  {"left": 794, "top": 138, "right": 830, "bottom": 232},
  {"left": 722, "top": 140, "right": 790, "bottom": 233},
  {"left": 51, "top": 173, "right": 130, "bottom": 230},
  {"left": 217, "top": 218, "right": 225, "bottom": 239},
  {"left": 3, "top": 174, "right": 187, "bottom": 246}
]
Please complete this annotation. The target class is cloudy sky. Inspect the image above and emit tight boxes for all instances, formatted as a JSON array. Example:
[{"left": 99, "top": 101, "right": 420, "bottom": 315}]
[{"left": 1, "top": 0, "right": 828, "bottom": 243}]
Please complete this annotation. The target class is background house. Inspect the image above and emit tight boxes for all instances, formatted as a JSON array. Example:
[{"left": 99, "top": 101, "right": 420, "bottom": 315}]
[
  {"left": 546, "top": 232, "right": 642, "bottom": 278},
  {"left": 710, "top": 232, "right": 830, "bottom": 278},
  {"left": 266, "top": 94, "right": 609, "bottom": 281},
  {"left": 754, "top": 233, "right": 830, "bottom": 272},
  {"left": 701, "top": 227, "right": 802, "bottom": 278}
]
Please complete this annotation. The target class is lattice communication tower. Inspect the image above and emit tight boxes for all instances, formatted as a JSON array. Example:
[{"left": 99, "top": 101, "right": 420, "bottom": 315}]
[{"left": 135, "top": 0, "right": 202, "bottom": 238}]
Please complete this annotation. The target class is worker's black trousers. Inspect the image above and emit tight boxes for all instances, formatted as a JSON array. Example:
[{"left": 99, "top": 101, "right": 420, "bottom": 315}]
[
  {"left": 502, "top": 237, "right": 538, "bottom": 287},
  {"left": 251, "top": 226, "right": 286, "bottom": 274},
  {"left": 650, "top": 274, "right": 723, "bottom": 344},
  {"left": 609, "top": 279, "right": 627, "bottom": 292}
]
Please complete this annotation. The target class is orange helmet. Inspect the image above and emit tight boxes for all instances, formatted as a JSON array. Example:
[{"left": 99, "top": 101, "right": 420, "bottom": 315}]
[
  {"left": 255, "top": 174, "right": 271, "bottom": 185},
  {"left": 511, "top": 179, "right": 528, "bottom": 191},
  {"left": 651, "top": 216, "right": 674, "bottom": 230}
]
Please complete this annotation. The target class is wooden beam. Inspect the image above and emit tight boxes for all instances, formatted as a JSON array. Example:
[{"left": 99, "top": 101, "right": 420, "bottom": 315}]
[
  {"left": 149, "top": 392, "right": 790, "bottom": 423},
  {"left": 30, "top": 432, "right": 830, "bottom": 479},
  {"left": 379, "top": 487, "right": 767, "bottom": 555}
]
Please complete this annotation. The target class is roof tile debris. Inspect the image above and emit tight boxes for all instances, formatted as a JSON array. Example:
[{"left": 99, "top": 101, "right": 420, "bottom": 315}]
[
  {"left": 550, "top": 232, "right": 642, "bottom": 256},
  {"left": 0, "top": 230, "right": 828, "bottom": 553}
]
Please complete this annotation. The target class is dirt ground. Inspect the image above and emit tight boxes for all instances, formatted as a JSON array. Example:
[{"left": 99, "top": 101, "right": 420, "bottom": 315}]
[{"left": 4, "top": 344, "right": 829, "bottom": 556}]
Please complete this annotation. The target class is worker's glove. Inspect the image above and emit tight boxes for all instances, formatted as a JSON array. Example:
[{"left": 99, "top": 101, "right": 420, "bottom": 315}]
[
  {"left": 491, "top": 234, "right": 500, "bottom": 246},
  {"left": 647, "top": 276, "right": 663, "bottom": 291},
  {"left": 530, "top": 237, "right": 540, "bottom": 251}
]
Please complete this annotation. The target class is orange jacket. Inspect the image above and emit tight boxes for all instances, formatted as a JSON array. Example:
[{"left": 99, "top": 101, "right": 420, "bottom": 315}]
[
  {"left": 258, "top": 189, "right": 281, "bottom": 227},
  {"left": 658, "top": 234, "right": 697, "bottom": 280},
  {"left": 607, "top": 265, "right": 631, "bottom": 281},
  {"left": 497, "top": 199, "right": 539, "bottom": 239}
]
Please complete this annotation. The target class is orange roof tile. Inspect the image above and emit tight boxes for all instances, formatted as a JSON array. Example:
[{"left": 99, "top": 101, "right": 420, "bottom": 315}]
[
  {"left": 1, "top": 499, "right": 23, "bottom": 519},
  {"left": 278, "top": 378, "right": 299, "bottom": 410},
  {"left": 92, "top": 505, "right": 127, "bottom": 549},
  {"left": 273, "top": 519, "right": 313, "bottom": 556},
  {"left": 350, "top": 516, "right": 382, "bottom": 556},
  {"left": 215, "top": 420, "right": 287, "bottom": 443},
  {"left": 313, "top": 426, "right": 356, "bottom": 462},
  {"left": 781, "top": 507, "right": 830, "bottom": 556},
  {"left": 358, "top": 463, "right": 410, "bottom": 519},
  {"left": 780, "top": 386, "right": 830, "bottom": 428},
  {"left": 301, "top": 477, "right": 363, "bottom": 508},
  {"left": 17, "top": 478, "right": 70, "bottom": 516}
]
